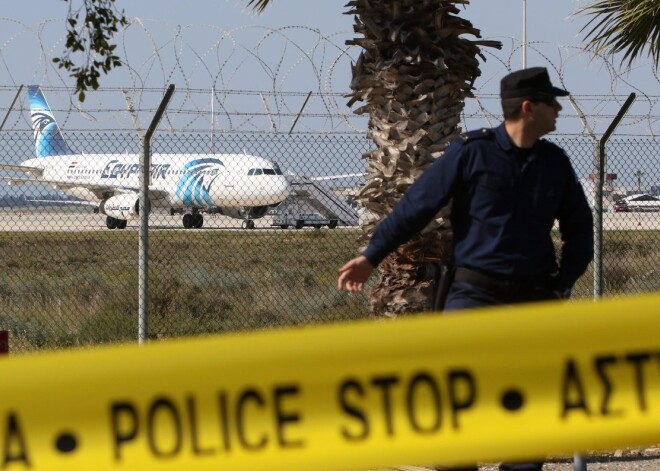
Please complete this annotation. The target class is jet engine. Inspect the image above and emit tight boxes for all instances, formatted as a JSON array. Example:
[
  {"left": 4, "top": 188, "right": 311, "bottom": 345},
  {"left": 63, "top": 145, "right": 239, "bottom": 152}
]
[{"left": 99, "top": 194, "right": 140, "bottom": 220}]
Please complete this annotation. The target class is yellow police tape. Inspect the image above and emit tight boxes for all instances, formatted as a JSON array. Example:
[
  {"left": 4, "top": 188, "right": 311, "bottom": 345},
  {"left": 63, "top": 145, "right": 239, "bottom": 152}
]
[{"left": 1, "top": 293, "right": 660, "bottom": 470}]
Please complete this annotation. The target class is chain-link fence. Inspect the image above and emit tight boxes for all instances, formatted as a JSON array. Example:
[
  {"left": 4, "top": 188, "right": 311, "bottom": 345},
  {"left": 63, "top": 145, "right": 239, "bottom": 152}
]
[
  {"left": 1, "top": 130, "right": 659, "bottom": 353},
  {"left": 0, "top": 131, "right": 371, "bottom": 352}
]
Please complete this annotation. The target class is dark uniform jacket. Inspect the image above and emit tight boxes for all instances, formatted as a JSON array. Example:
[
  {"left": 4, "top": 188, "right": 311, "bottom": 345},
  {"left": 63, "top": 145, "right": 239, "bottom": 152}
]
[{"left": 363, "top": 123, "right": 594, "bottom": 294}]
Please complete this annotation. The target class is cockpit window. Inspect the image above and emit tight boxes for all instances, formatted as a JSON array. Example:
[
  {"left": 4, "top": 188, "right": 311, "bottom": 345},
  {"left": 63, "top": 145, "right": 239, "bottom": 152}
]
[{"left": 248, "top": 166, "right": 283, "bottom": 176}]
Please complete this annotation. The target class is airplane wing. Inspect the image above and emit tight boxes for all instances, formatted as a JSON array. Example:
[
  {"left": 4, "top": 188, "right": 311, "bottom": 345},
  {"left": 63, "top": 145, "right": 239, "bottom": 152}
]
[
  {"left": 308, "top": 173, "right": 364, "bottom": 181},
  {"left": 0, "top": 176, "right": 34, "bottom": 187},
  {"left": 0, "top": 174, "right": 170, "bottom": 201},
  {"left": 0, "top": 163, "right": 44, "bottom": 178},
  {"left": 25, "top": 198, "right": 98, "bottom": 207}
]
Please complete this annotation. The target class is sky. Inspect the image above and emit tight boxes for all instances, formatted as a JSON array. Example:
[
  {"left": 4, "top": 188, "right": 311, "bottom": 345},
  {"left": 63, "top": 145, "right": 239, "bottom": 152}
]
[{"left": 1, "top": 0, "right": 658, "bottom": 138}]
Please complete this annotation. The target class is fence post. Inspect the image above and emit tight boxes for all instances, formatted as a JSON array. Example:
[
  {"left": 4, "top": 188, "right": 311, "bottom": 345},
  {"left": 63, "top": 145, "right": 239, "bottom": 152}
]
[
  {"left": 0, "top": 330, "right": 8, "bottom": 355},
  {"left": 0, "top": 85, "right": 23, "bottom": 131},
  {"left": 568, "top": 93, "right": 636, "bottom": 298},
  {"left": 289, "top": 91, "right": 312, "bottom": 134},
  {"left": 592, "top": 93, "right": 636, "bottom": 297},
  {"left": 138, "top": 84, "right": 176, "bottom": 345}
]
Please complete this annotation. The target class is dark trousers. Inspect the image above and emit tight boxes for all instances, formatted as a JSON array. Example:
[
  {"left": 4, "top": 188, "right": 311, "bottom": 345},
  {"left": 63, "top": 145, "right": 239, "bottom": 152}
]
[
  {"left": 441, "top": 279, "right": 552, "bottom": 471},
  {"left": 445, "top": 277, "right": 556, "bottom": 310}
]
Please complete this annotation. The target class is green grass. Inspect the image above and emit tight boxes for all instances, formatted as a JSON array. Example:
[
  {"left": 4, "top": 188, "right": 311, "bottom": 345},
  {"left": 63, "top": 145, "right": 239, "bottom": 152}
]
[
  {"left": 0, "top": 229, "right": 658, "bottom": 353},
  {"left": 570, "top": 230, "right": 660, "bottom": 296},
  {"left": 0, "top": 230, "right": 370, "bottom": 352}
]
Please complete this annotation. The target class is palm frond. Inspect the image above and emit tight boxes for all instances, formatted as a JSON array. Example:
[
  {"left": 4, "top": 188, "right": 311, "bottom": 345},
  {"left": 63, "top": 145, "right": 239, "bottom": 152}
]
[
  {"left": 245, "top": 0, "right": 273, "bottom": 14},
  {"left": 576, "top": 0, "right": 660, "bottom": 70}
]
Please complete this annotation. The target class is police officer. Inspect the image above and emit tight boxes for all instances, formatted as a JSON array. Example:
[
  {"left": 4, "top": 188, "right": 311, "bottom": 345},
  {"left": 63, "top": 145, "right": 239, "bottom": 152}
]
[{"left": 337, "top": 67, "right": 594, "bottom": 470}]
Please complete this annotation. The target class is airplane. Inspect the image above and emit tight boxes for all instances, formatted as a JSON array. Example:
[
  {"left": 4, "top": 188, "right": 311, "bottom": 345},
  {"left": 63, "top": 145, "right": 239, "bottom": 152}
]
[{"left": 0, "top": 85, "right": 291, "bottom": 230}]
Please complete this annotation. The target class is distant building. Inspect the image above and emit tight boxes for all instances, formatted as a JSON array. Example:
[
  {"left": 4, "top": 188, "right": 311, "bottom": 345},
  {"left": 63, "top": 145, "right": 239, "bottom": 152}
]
[{"left": 582, "top": 173, "right": 619, "bottom": 208}]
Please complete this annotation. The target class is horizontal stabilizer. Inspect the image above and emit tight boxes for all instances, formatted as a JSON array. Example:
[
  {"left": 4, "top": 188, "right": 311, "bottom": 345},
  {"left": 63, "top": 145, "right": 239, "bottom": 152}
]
[{"left": 0, "top": 163, "right": 44, "bottom": 178}]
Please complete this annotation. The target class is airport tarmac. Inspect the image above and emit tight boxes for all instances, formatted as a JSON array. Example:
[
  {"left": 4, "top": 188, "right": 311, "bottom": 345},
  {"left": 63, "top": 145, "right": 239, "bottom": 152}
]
[
  {"left": 0, "top": 209, "right": 349, "bottom": 232},
  {"left": 575, "top": 211, "right": 660, "bottom": 231},
  {"left": 0, "top": 209, "right": 658, "bottom": 232}
]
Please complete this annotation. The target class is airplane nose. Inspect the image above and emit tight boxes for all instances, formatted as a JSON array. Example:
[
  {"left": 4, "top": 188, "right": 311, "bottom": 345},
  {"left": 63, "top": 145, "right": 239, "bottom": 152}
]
[{"left": 278, "top": 176, "right": 292, "bottom": 199}]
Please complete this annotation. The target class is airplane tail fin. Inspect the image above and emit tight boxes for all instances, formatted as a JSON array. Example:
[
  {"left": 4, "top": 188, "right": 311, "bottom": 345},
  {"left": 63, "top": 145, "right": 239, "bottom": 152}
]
[{"left": 27, "top": 85, "right": 73, "bottom": 157}]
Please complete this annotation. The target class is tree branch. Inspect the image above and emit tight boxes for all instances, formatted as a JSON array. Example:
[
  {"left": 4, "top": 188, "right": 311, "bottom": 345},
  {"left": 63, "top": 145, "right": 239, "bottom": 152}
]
[{"left": 53, "top": 0, "right": 128, "bottom": 101}]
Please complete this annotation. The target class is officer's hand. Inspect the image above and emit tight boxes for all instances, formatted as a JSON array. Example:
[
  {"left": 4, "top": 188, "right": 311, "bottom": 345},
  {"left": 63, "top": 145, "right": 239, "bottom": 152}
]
[{"left": 338, "top": 255, "right": 374, "bottom": 292}]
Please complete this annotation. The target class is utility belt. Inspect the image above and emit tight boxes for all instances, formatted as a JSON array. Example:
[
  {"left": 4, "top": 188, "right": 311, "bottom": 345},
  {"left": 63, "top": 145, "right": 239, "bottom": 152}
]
[{"left": 454, "top": 267, "right": 555, "bottom": 295}]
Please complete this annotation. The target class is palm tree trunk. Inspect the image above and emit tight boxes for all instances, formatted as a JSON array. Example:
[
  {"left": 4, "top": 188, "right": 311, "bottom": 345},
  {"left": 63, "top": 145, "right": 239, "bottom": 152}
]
[{"left": 346, "top": 0, "right": 500, "bottom": 317}]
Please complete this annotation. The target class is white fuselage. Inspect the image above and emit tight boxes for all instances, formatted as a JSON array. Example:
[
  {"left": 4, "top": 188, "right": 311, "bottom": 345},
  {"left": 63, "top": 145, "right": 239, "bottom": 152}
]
[{"left": 23, "top": 152, "right": 291, "bottom": 210}]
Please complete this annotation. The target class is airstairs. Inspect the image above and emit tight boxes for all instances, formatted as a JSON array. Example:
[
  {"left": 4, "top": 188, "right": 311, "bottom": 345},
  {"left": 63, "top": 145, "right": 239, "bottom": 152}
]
[{"left": 283, "top": 176, "right": 360, "bottom": 226}]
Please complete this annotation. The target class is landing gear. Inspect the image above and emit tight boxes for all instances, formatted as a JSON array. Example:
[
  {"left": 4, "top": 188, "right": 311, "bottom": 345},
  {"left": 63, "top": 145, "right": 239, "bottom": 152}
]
[
  {"left": 241, "top": 219, "right": 255, "bottom": 230},
  {"left": 182, "top": 213, "right": 204, "bottom": 229},
  {"left": 106, "top": 216, "right": 127, "bottom": 230}
]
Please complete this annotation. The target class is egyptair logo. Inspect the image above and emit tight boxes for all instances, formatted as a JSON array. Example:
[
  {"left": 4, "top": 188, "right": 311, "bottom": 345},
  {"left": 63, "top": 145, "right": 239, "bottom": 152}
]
[
  {"left": 31, "top": 111, "right": 55, "bottom": 144},
  {"left": 176, "top": 158, "right": 225, "bottom": 206}
]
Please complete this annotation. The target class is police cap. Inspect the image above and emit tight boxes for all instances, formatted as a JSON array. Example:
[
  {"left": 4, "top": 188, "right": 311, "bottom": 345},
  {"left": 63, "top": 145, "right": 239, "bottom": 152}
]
[{"left": 500, "top": 67, "right": 569, "bottom": 99}]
